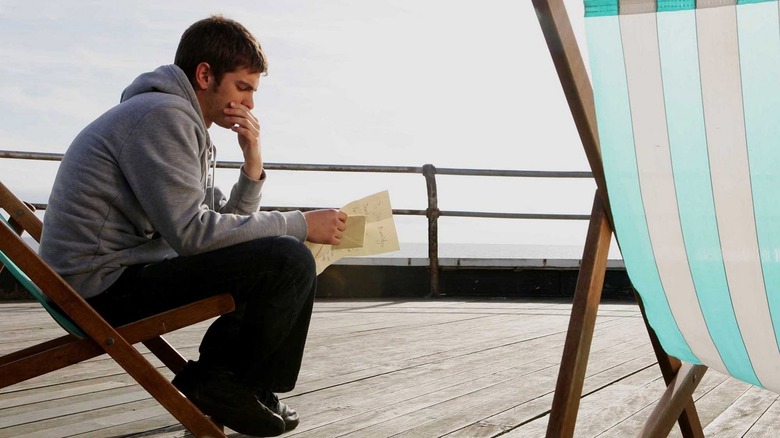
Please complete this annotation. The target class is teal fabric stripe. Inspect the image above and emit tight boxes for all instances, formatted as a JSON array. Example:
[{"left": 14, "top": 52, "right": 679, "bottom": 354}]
[
  {"left": 584, "top": 0, "right": 777, "bottom": 16},
  {"left": 658, "top": 0, "right": 696, "bottom": 11},
  {"left": 0, "top": 218, "right": 85, "bottom": 338},
  {"left": 658, "top": 10, "right": 759, "bottom": 385},
  {"left": 738, "top": 1, "right": 780, "bottom": 356},
  {"left": 585, "top": 0, "right": 619, "bottom": 17},
  {"left": 586, "top": 16, "right": 698, "bottom": 363}
]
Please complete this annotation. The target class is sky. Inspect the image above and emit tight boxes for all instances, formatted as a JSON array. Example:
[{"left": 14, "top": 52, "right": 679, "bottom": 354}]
[{"left": 0, "top": 0, "right": 602, "bottom": 256}]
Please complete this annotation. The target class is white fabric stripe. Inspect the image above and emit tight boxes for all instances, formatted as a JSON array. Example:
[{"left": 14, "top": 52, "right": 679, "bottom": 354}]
[
  {"left": 619, "top": 13, "right": 726, "bottom": 373},
  {"left": 619, "top": 0, "right": 656, "bottom": 15},
  {"left": 697, "top": 5, "right": 779, "bottom": 388},
  {"left": 697, "top": 0, "right": 738, "bottom": 8}
]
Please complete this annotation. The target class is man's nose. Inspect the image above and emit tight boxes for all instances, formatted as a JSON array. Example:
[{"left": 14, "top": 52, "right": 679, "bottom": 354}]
[{"left": 243, "top": 95, "right": 254, "bottom": 110}]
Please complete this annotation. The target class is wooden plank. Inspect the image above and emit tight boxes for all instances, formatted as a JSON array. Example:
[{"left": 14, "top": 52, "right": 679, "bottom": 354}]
[
  {"left": 2, "top": 299, "right": 778, "bottom": 438},
  {"left": 291, "top": 312, "right": 630, "bottom": 404},
  {"left": 0, "top": 387, "right": 150, "bottom": 429},
  {"left": 506, "top": 369, "right": 667, "bottom": 437},
  {"left": 287, "top": 307, "right": 647, "bottom": 437},
  {"left": 590, "top": 365, "right": 730, "bottom": 436},
  {"left": 703, "top": 386, "right": 778, "bottom": 436},
  {"left": 688, "top": 372, "right": 755, "bottom": 427},
  {"left": 0, "top": 374, "right": 136, "bottom": 410},
  {"left": 291, "top": 311, "right": 575, "bottom": 396},
  {"left": 288, "top": 339, "right": 567, "bottom": 436},
  {"left": 354, "top": 340, "right": 644, "bottom": 436},
  {"left": 743, "top": 397, "right": 780, "bottom": 437},
  {"left": 10, "top": 401, "right": 164, "bottom": 437},
  {"left": 465, "top": 350, "right": 658, "bottom": 438},
  {"left": 293, "top": 317, "right": 635, "bottom": 430}
]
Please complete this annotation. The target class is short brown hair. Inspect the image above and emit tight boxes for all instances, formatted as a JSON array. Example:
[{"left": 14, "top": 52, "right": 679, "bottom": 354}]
[{"left": 175, "top": 15, "right": 268, "bottom": 86}]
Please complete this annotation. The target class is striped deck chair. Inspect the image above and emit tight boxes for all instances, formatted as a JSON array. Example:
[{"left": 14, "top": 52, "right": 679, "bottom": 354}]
[
  {"left": 0, "top": 180, "right": 235, "bottom": 437},
  {"left": 534, "top": 0, "right": 780, "bottom": 436}
]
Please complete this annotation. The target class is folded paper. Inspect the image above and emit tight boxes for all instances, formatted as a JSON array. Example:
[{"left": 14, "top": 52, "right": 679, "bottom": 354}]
[{"left": 306, "top": 190, "right": 400, "bottom": 274}]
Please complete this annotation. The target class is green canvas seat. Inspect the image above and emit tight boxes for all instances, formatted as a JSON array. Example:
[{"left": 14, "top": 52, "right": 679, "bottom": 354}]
[{"left": 1, "top": 216, "right": 85, "bottom": 337}]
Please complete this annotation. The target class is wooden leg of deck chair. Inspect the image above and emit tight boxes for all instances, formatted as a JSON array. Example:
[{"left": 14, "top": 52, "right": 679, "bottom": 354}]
[
  {"left": 637, "top": 296, "right": 705, "bottom": 438},
  {"left": 546, "top": 193, "right": 612, "bottom": 438},
  {"left": 640, "top": 363, "right": 707, "bottom": 438},
  {"left": 105, "top": 339, "right": 226, "bottom": 438},
  {"left": 143, "top": 336, "right": 188, "bottom": 374}
]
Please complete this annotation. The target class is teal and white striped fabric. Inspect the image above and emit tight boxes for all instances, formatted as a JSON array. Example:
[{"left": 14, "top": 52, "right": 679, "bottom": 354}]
[{"left": 585, "top": 0, "right": 780, "bottom": 392}]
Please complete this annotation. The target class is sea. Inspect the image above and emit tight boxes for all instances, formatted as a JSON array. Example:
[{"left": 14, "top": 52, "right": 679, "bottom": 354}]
[
  {"left": 20, "top": 238, "right": 622, "bottom": 263},
  {"left": 373, "top": 242, "right": 623, "bottom": 261}
]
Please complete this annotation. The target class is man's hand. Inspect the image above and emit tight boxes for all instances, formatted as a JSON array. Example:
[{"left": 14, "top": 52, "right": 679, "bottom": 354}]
[
  {"left": 224, "top": 102, "right": 263, "bottom": 180},
  {"left": 304, "top": 209, "right": 348, "bottom": 245}
]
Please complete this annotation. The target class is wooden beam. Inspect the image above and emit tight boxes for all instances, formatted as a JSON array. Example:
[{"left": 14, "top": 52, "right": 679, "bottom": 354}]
[
  {"left": 0, "top": 181, "right": 42, "bottom": 241},
  {"left": 637, "top": 296, "right": 706, "bottom": 437},
  {"left": 531, "top": 0, "right": 610, "bottom": 215},
  {"left": 640, "top": 363, "right": 708, "bottom": 438},
  {"left": 546, "top": 192, "right": 612, "bottom": 438}
]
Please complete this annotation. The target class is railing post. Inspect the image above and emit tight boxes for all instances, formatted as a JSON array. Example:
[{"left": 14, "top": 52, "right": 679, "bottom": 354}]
[{"left": 422, "top": 164, "right": 440, "bottom": 297}]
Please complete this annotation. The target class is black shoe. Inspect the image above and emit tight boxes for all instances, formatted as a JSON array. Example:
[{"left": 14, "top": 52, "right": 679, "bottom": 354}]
[
  {"left": 259, "top": 390, "right": 300, "bottom": 431},
  {"left": 172, "top": 361, "right": 286, "bottom": 437}
]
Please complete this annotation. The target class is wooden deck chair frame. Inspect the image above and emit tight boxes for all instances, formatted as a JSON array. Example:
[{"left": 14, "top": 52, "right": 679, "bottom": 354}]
[
  {"left": 0, "top": 180, "right": 235, "bottom": 438},
  {"left": 532, "top": 1, "right": 706, "bottom": 437}
]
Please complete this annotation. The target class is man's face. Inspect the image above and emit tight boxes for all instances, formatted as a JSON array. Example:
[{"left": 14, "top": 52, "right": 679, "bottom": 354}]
[{"left": 201, "top": 67, "right": 261, "bottom": 128}]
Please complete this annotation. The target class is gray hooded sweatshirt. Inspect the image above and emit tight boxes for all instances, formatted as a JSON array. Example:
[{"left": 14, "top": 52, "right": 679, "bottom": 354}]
[{"left": 39, "top": 64, "right": 307, "bottom": 299}]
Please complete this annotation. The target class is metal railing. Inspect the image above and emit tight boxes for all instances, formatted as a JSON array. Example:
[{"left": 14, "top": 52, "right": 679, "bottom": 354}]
[{"left": 1, "top": 150, "right": 593, "bottom": 297}]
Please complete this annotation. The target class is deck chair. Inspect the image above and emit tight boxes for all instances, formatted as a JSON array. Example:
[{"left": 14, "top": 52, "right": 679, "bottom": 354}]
[
  {"left": 534, "top": 0, "right": 780, "bottom": 436},
  {"left": 0, "top": 180, "right": 235, "bottom": 437}
]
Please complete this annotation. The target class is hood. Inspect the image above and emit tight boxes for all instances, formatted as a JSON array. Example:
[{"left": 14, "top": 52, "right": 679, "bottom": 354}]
[
  {"left": 119, "top": 64, "right": 214, "bottom": 200},
  {"left": 120, "top": 64, "right": 205, "bottom": 123}
]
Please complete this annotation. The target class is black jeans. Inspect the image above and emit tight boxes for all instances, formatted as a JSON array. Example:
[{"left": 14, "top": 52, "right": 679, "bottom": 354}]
[{"left": 86, "top": 236, "right": 317, "bottom": 393}]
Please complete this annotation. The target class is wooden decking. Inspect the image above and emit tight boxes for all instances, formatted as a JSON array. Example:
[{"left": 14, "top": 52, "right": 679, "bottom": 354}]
[{"left": 1, "top": 298, "right": 778, "bottom": 437}]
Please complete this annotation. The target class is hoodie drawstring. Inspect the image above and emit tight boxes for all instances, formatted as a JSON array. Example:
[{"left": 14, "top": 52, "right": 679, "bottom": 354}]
[{"left": 207, "top": 143, "right": 216, "bottom": 209}]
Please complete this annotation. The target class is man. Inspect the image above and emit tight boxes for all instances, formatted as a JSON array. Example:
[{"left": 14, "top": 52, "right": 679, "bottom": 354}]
[{"left": 39, "top": 15, "right": 345, "bottom": 437}]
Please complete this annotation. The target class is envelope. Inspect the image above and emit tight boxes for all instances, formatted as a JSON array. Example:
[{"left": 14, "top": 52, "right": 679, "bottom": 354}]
[{"left": 333, "top": 215, "right": 366, "bottom": 249}]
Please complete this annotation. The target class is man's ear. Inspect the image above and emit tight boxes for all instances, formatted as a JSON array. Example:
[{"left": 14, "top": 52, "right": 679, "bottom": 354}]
[{"left": 194, "top": 62, "right": 212, "bottom": 90}]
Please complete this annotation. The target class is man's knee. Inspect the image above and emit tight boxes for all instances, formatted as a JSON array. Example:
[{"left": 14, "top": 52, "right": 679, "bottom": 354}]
[
  {"left": 267, "top": 236, "right": 315, "bottom": 277},
  {"left": 224, "top": 237, "right": 315, "bottom": 306},
  {"left": 245, "top": 236, "right": 316, "bottom": 297}
]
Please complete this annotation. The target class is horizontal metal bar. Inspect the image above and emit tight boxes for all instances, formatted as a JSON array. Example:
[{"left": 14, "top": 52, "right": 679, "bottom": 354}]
[
  {"left": 28, "top": 204, "right": 587, "bottom": 221},
  {"left": 0, "top": 150, "right": 591, "bottom": 178},
  {"left": 0, "top": 151, "right": 65, "bottom": 161},
  {"left": 6, "top": 150, "right": 592, "bottom": 222},
  {"left": 238, "top": 162, "right": 424, "bottom": 174},
  {"left": 439, "top": 210, "right": 591, "bottom": 221},
  {"left": 434, "top": 168, "right": 593, "bottom": 179},
  {"left": 0, "top": 151, "right": 422, "bottom": 174},
  {"left": 253, "top": 208, "right": 590, "bottom": 221}
]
